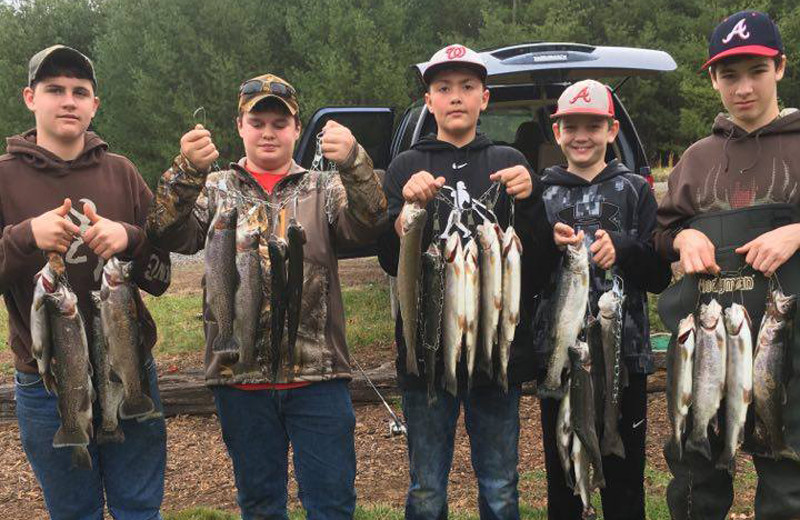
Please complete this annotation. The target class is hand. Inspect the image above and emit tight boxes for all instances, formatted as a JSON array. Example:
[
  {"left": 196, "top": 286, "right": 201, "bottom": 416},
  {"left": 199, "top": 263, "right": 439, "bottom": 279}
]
[
  {"left": 674, "top": 229, "right": 720, "bottom": 275},
  {"left": 82, "top": 204, "right": 129, "bottom": 260},
  {"left": 320, "top": 120, "right": 356, "bottom": 165},
  {"left": 401, "top": 171, "right": 446, "bottom": 205},
  {"left": 590, "top": 229, "right": 616, "bottom": 269},
  {"left": 180, "top": 124, "right": 218, "bottom": 171},
  {"left": 30, "top": 199, "right": 81, "bottom": 254},
  {"left": 735, "top": 223, "right": 800, "bottom": 277},
  {"left": 489, "top": 165, "right": 532, "bottom": 199},
  {"left": 553, "top": 222, "right": 584, "bottom": 250}
]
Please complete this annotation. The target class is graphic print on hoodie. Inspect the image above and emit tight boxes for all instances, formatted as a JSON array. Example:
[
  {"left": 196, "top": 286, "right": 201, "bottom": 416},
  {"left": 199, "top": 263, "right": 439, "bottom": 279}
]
[
  {"left": 378, "top": 133, "right": 559, "bottom": 389},
  {"left": 656, "top": 109, "right": 800, "bottom": 259},
  {"left": 534, "top": 159, "right": 671, "bottom": 374}
]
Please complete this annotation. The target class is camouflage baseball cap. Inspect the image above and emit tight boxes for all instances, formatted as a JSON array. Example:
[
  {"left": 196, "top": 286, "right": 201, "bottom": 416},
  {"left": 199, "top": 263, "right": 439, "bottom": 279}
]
[
  {"left": 238, "top": 74, "right": 299, "bottom": 116},
  {"left": 28, "top": 45, "right": 96, "bottom": 88}
]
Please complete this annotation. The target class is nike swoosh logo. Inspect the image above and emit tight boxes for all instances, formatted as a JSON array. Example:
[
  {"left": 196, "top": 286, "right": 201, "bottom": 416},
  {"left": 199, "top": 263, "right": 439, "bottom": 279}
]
[
  {"left": 633, "top": 419, "right": 645, "bottom": 429},
  {"left": 452, "top": 162, "right": 468, "bottom": 169}
]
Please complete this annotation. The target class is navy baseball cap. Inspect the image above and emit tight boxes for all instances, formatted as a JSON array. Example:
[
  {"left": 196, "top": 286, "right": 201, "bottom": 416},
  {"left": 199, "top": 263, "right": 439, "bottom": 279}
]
[{"left": 702, "top": 10, "right": 783, "bottom": 70}]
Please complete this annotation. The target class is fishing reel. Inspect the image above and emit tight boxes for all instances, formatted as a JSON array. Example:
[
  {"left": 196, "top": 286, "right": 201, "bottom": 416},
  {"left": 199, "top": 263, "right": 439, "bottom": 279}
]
[{"left": 388, "top": 419, "right": 407, "bottom": 438}]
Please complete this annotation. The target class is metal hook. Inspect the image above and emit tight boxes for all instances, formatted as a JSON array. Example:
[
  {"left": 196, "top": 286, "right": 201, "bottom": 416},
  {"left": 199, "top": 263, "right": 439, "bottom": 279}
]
[{"left": 192, "top": 106, "right": 208, "bottom": 127}]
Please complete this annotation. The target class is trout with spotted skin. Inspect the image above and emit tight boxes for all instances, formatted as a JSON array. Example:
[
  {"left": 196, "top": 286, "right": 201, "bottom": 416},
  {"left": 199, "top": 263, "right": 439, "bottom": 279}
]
[
  {"left": 442, "top": 233, "right": 465, "bottom": 397},
  {"left": 477, "top": 221, "right": 502, "bottom": 379},
  {"left": 205, "top": 202, "right": 239, "bottom": 354},
  {"left": 667, "top": 314, "right": 695, "bottom": 460},
  {"left": 498, "top": 226, "right": 521, "bottom": 393},
  {"left": 462, "top": 238, "right": 480, "bottom": 388},
  {"left": 398, "top": 203, "right": 427, "bottom": 376}
]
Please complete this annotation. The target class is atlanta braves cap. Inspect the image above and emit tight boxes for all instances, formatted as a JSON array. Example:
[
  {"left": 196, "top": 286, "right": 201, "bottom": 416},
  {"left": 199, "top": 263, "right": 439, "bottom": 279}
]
[
  {"left": 422, "top": 44, "right": 487, "bottom": 85},
  {"left": 702, "top": 10, "right": 783, "bottom": 70},
  {"left": 551, "top": 79, "right": 615, "bottom": 119}
]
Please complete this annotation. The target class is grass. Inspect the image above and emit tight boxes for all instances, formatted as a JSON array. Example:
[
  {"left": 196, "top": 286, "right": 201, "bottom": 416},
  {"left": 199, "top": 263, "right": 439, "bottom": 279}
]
[
  {"left": 342, "top": 282, "right": 393, "bottom": 355},
  {"left": 145, "top": 293, "right": 205, "bottom": 356},
  {"left": 652, "top": 167, "right": 671, "bottom": 183}
]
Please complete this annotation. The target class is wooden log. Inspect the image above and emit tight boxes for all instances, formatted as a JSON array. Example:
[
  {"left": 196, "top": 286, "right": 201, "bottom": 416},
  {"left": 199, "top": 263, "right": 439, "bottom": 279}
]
[{"left": 0, "top": 353, "right": 669, "bottom": 422}]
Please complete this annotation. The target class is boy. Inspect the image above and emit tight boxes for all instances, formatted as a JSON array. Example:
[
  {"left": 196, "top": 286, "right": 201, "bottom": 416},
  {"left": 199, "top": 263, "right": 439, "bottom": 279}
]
[
  {"left": 536, "top": 79, "right": 671, "bottom": 519},
  {"left": 146, "top": 73, "right": 386, "bottom": 519},
  {"left": 656, "top": 11, "right": 800, "bottom": 519},
  {"left": 3, "top": 45, "right": 171, "bottom": 519},
  {"left": 378, "top": 44, "right": 557, "bottom": 519}
]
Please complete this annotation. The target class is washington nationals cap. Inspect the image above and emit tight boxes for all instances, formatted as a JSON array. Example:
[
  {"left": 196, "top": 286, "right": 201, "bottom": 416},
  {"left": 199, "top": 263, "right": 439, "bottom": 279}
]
[{"left": 422, "top": 44, "right": 487, "bottom": 85}]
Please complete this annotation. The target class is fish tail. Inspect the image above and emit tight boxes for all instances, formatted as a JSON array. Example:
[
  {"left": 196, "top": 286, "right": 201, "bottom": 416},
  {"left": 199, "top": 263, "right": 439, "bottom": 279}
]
[
  {"left": 775, "top": 447, "right": 800, "bottom": 462},
  {"left": 498, "top": 371, "right": 508, "bottom": 394},
  {"left": 71, "top": 446, "right": 92, "bottom": 470},
  {"left": 480, "top": 356, "right": 493, "bottom": 379},
  {"left": 406, "top": 349, "right": 419, "bottom": 376},
  {"left": 685, "top": 431, "right": 712, "bottom": 460},
  {"left": 52, "top": 426, "right": 90, "bottom": 448},
  {"left": 119, "top": 394, "right": 155, "bottom": 420},
  {"left": 715, "top": 449, "right": 736, "bottom": 474},
  {"left": 443, "top": 373, "right": 458, "bottom": 397},
  {"left": 96, "top": 426, "right": 125, "bottom": 445},
  {"left": 212, "top": 333, "right": 239, "bottom": 354},
  {"left": 601, "top": 433, "right": 626, "bottom": 459}
]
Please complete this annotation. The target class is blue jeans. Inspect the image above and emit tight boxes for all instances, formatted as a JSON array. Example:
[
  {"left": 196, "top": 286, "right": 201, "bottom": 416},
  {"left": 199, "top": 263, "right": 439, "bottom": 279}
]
[
  {"left": 403, "top": 384, "right": 521, "bottom": 520},
  {"left": 212, "top": 380, "right": 357, "bottom": 520},
  {"left": 15, "top": 360, "right": 166, "bottom": 520}
]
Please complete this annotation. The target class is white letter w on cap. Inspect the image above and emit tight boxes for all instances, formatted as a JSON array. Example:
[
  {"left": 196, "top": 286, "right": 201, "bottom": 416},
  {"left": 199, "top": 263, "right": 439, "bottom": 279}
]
[{"left": 722, "top": 19, "right": 750, "bottom": 44}]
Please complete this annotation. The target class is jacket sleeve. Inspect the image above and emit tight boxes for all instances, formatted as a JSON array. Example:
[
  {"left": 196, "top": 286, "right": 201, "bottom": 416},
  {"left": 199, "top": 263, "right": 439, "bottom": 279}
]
[
  {"left": 654, "top": 152, "right": 697, "bottom": 262},
  {"left": 328, "top": 144, "right": 388, "bottom": 249},
  {"left": 146, "top": 154, "right": 213, "bottom": 255},
  {"left": 121, "top": 169, "right": 172, "bottom": 297},
  {"left": 609, "top": 182, "right": 673, "bottom": 294},
  {"left": 375, "top": 154, "right": 408, "bottom": 277}
]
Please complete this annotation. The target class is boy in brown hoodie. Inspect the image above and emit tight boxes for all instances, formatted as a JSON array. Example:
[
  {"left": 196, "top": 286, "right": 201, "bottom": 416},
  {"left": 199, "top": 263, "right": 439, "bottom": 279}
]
[
  {"left": 2, "top": 45, "right": 170, "bottom": 519},
  {"left": 655, "top": 11, "right": 800, "bottom": 519}
]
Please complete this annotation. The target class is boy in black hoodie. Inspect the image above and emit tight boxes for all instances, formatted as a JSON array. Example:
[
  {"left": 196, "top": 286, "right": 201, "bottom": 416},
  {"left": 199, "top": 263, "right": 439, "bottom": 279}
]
[
  {"left": 535, "top": 79, "right": 671, "bottom": 519},
  {"left": 378, "top": 44, "right": 557, "bottom": 519}
]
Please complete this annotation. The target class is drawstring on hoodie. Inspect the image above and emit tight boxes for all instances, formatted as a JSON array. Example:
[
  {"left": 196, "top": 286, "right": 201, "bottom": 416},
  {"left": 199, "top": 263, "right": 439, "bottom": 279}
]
[{"left": 740, "top": 130, "right": 763, "bottom": 175}]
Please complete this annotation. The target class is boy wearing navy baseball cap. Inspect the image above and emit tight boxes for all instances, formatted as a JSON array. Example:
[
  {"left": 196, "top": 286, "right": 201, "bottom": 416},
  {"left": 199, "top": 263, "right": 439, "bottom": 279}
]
[
  {"left": 656, "top": 10, "right": 800, "bottom": 519},
  {"left": 535, "top": 79, "right": 670, "bottom": 520}
]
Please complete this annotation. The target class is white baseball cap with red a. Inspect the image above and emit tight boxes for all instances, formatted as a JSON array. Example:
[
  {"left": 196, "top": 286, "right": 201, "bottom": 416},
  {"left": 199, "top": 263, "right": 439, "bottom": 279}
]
[
  {"left": 551, "top": 79, "right": 615, "bottom": 119},
  {"left": 422, "top": 44, "right": 487, "bottom": 85}
]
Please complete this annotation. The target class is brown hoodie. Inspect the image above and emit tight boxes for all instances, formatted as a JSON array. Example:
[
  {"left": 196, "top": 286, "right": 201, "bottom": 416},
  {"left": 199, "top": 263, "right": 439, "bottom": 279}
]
[
  {"left": 655, "top": 109, "right": 800, "bottom": 260},
  {"left": 0, "top": 129, "right": 171, "bottom": 374}
]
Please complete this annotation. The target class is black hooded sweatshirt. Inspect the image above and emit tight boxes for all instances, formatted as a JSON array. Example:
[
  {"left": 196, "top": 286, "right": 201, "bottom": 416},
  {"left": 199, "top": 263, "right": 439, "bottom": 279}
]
[
  {"left": 378, "top": 133, "right": 559, "bottom": 390},
  {"left": 534, "top": 159, "right": 671, "bottom": 374}
]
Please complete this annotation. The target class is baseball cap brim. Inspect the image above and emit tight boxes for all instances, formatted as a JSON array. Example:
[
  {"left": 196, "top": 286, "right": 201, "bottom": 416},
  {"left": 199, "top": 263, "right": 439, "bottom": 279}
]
[
  {"left": 422, "top": 61, "right": 487, "bottom": 85},
  {"left": 701, "top": 45, "right": 780, "bottom": 70},
  {"left": 240, "top": 93, "right": 298, "bottom": 116},
  {"left": 550, "top": 107, "right": 614, "bottom": 119}
]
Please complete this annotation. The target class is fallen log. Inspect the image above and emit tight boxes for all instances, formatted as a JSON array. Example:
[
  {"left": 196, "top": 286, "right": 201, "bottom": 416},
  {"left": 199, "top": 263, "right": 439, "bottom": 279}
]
[{"left": 0, "top": 353, "right": 667, "bottom": 421}]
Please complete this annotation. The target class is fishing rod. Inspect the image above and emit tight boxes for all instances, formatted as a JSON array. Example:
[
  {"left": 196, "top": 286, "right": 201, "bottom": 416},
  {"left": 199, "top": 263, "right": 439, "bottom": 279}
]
[{"left": 351, "top": 356, "right": 407, "bottom": 437}]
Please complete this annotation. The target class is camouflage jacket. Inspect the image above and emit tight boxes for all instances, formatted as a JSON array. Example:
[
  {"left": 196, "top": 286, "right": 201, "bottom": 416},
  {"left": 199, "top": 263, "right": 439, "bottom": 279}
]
[{"left": 147, "top": 145, "right": 386, "bottom": 385}]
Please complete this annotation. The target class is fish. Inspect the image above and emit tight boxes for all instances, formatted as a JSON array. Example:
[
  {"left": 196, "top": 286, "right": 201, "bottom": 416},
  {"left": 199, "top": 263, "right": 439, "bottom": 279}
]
[
  {"left": 45, "top": 284, "right": 94, "bottom": 469},
  {"left": 717, "top": 303, "right": 753, "bottom": 472},
  {"left": 498, "top": 226, "right": 522, "bottom": 393},
  {"left": 569, "top": 341, "right": 605, "bottom": 491},
  {"left": 666, "top": 314, "right": 695, "bottom": 461},
  {"left": 286, "top": 219, "right": 307, "bottom": 366},
  {"left": 539, "top": 240, "right": 589, "bottom": 399},
  {"left": 462, "top": 237, "right": 480, "bottom": 388},
  {"left": 397, "top": 202, "right": 427, "bottom": 377},
  {"left": 556, "top": 385, "right": 575, "bottom": 489},
  {"left": 31, "top": 260, "right": 60, "bottom": 394},
  {"left": 420, "top": 243, "right": 444, "bottom": 405},
  {"left": 597, "top": 289, "right": 626, "bottom": 459},
  {"left": 571, "top": 434, "right": 598, "bottom": 520},
  {"left": 100, "top": 257, "right": 155, "bottom": 420},
  {"left": 268, "top": 236, "right": 289, "bottom": 378},
  {"left": 205, "top": 201, "right": 239, "bottom": 354},
  {"left": 233, "top": 218, "right": 263, "bottom": 375},
  {"left": 89, "top": 292, "right": 125, "bottom": 444},
  {"left": 753, "top": 288, "right": 798, "bottom": 460},
  {"left": 442, "top": 233, "right": 466, "bottom": 397},
  {"left": 686, "top": 299, "right": 726, "bottom": 460},
  {"left": 477, "top": 221, "right": 502, "bottom": 379}
]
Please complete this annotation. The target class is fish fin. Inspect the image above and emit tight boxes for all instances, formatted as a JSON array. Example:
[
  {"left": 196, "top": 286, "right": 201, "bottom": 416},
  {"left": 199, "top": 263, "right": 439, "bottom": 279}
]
[
  {"left": 498, "top": 372, "right": 508, "bottom": 394},
  {"left": 581, "top": 506, "right": 597, "bottom": 520},
  {"left": 711, "top": 414, "right": 720, "bottom": 435},
  {"left": 71, "top": 446, "right": 92, "bottom": 470},
  {"left": 99, "top": 285, "right": 110, "bottom": 301},
  {"left": 406, "top": 356, "right": 419, "bottom": 377},
  {"left": 53, "top": 426, "right": 90, "bottom": 448},
  {"left": 212, "top": 334, "right": 239, "bottom": 354},
  {"left": 781, "top": 383, "right": 788, "bottom": 405},
  {"left": 109, "top": 368, "right": 123, "bottom": 384},
  {"left": 776, "top": 447, "right": 800, "bottom": 462},
  {"left": 96, "top": 427, "right": 125, "bottom": 445},
  {"left": 42, "top": 373, "right": 56, "bottom": 395},
  {"left": 443, "top": 375, "right": 458, "bottom": 397},
  {"left": 685, "top": 434, "right": 712, "bottom": 460},
  {"left": 119, "top": 394, "right": 155, "bottom": 420},
  {"left": 600, "top": 433, "right": 626, "bottom": 459},
  {"left": 715, "top": 449, "right": 736, "bottom": 475},
  {"left": 743, "top": 387, "right": 752, "bottom": 404}
]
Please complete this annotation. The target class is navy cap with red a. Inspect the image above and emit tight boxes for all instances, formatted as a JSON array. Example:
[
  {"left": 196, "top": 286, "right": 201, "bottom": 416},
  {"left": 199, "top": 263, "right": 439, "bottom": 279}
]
[{"left": 702, "top": 10, "right": 784, "bottom": 70}]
